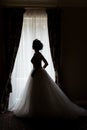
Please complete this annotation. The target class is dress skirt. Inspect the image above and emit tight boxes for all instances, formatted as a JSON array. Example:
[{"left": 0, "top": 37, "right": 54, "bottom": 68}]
[{"left": 12, "top": 68, "right": 87, "bottom": 119}]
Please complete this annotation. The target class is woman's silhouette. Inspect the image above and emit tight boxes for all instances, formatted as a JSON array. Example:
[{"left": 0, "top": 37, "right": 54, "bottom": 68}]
[
  {"left": 13, "top": 39, "right": 87, "bottom": 119},
  {"left": 31, "top": 39, "right": 48, "bottom": 77}
]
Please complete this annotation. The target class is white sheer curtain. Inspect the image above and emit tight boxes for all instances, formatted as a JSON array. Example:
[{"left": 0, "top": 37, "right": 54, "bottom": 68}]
[{"left": 8, "top": 9, "right": 55, "bottom": 110}]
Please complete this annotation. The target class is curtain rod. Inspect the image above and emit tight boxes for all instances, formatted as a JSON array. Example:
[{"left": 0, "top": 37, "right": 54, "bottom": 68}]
[{"left": 0, "top": 3, "right": 58, "bottom": 9}]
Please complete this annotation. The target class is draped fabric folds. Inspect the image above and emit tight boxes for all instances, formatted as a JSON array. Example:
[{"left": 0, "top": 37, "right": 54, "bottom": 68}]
[
  {"left": 46, "top": 8, "right": 62, "bottom": 85},
  {"left": 8, "top": 10, "right": 55, "bottom": 111},
  {"left": 0, "top": 8, "right": 25, "bottom": 112}
]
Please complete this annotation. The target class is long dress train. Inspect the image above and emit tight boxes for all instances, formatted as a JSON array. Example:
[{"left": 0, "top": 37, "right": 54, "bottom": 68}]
[{"left": 10, "top": 67, "right": 87, "bottom": 119}]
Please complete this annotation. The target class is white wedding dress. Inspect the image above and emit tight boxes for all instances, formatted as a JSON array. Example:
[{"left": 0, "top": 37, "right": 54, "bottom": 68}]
[{"left": 12, "top": 66, "right": 87, "bottom": 119}]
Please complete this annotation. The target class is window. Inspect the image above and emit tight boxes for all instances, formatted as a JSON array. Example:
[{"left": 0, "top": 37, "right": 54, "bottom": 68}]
[{"left": 8, "top": 9, "right": 55, "bottom": 110}]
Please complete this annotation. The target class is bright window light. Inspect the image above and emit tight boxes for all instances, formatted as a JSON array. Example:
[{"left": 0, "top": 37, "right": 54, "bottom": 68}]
[{"left": 8, "top": 10, "right": 55, "bottom": 110}]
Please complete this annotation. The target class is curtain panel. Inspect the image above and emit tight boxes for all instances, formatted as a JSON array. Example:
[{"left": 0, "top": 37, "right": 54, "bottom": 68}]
[
  {"left": 0, "top": 8, "right": 25, "bottom": 112},
  {"left": 46, "top": 8, "right": 62, "bottom": 85}
]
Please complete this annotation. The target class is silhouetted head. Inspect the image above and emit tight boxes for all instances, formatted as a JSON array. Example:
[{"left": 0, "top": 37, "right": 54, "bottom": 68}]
[{"left": 32, "top": 39, "right": 43, "bottom": 51}]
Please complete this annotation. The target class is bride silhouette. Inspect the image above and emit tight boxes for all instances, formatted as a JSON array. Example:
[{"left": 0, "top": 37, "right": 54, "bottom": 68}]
[{"left": 13, "top": 39, "right": 87, "bottom": 119}]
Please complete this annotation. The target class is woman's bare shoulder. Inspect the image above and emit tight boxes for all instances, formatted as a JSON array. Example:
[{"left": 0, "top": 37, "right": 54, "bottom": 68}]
[{"left": 38, "top": 52, "right": 43, "bottom": 57}]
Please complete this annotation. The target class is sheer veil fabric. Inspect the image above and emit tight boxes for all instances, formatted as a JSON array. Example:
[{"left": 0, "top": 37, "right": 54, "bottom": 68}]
[{"left": 8, "top": 10, "right": 87, "bottom": 119}]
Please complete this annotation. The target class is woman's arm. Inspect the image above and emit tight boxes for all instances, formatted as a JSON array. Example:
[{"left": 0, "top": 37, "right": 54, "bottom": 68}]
[{"left": 40, "top": 53, "right": 48, "bottom": 69}]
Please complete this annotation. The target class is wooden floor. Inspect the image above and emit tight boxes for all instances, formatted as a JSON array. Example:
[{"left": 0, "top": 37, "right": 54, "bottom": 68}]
[{"left": 0, "top": 111, "right": 87, "bottom": 130}]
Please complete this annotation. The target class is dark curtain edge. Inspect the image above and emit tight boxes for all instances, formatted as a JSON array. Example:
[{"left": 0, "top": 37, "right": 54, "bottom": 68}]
[
  {"left": 0, "top": 8, "right": 25, "bottom": 112},
  {"left": 46, "top": 8, "right": 62, "bottom": 86}
]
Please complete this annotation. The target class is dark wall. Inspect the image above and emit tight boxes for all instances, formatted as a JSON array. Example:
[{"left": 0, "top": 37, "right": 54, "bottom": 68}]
[{"left": 60, "top": 7, "right": 87, "bottom": 105}]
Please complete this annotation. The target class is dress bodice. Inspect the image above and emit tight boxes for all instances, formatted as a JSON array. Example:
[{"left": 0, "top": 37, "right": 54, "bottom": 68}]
[{"left": 31, "top": 52, "right": 42, "bottom": 69}]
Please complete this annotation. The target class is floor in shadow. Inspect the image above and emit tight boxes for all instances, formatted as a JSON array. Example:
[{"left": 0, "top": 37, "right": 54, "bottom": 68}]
[{"left": 0, "top": 112, "right": 87, "bottom": 130}]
